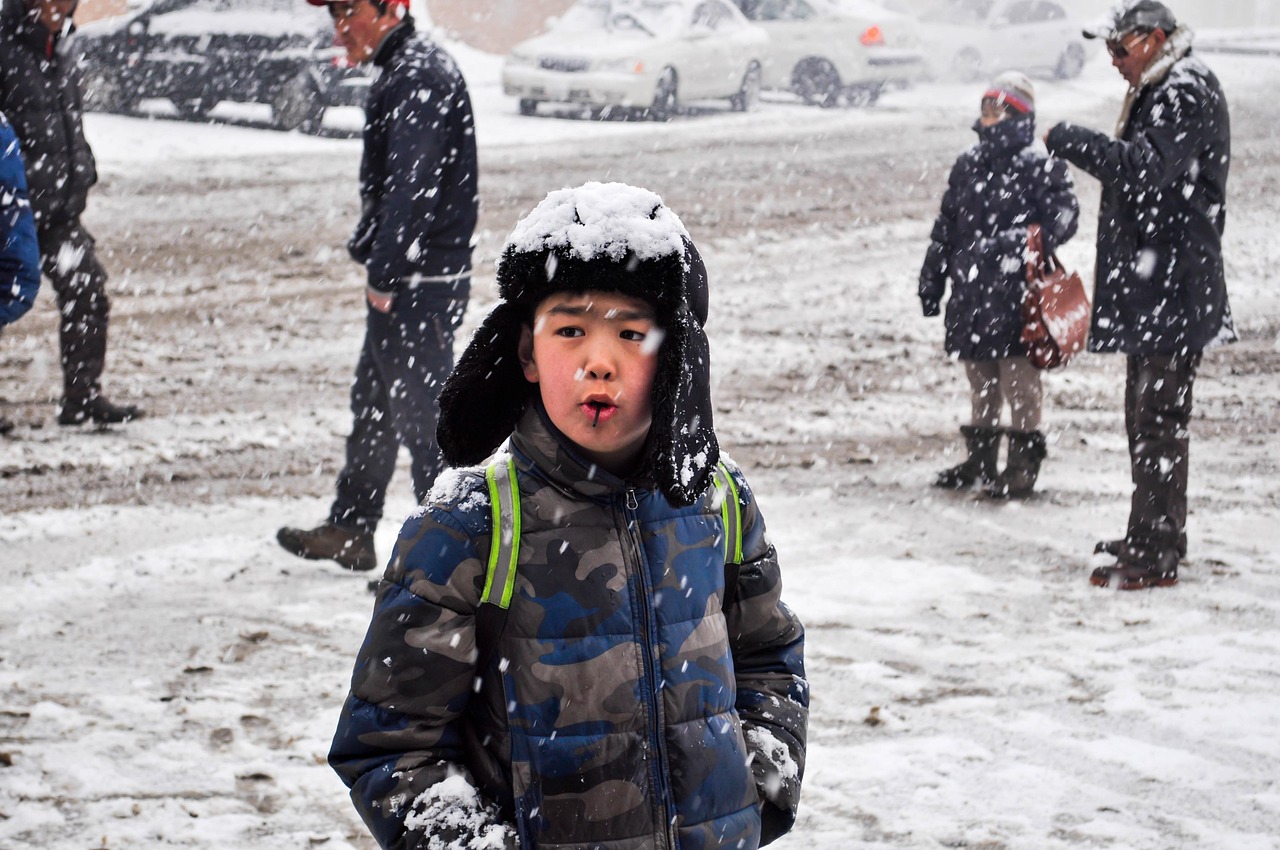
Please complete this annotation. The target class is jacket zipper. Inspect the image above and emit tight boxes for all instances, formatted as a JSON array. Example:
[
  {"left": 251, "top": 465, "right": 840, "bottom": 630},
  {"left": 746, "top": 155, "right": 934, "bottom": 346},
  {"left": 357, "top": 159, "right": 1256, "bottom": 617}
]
[{"left": 620, "top": 486, "right": 677, "bottom": 848}]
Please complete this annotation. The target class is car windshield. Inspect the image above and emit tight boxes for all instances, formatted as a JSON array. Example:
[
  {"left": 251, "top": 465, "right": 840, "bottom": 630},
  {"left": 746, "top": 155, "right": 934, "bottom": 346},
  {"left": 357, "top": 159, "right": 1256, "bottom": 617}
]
[{"left": 552, "top": 0, "right": 688, "bottom": 38}]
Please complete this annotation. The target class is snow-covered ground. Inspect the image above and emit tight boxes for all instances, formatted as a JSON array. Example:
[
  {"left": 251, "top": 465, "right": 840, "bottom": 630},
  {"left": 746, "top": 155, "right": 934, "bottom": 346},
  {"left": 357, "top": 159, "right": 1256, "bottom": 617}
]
[{"left": 2, "top": 30, "right": 1280, "bottom": 850}]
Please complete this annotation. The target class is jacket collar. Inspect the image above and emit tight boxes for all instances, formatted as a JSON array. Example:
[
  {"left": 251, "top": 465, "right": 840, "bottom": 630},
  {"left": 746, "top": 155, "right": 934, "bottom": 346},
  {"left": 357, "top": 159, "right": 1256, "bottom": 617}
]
[
  {"left": 372, "top": 18, "right": 414, "bottom": 68},
  {"left": 509, "top": 402, "right": 654, "bottom": 503},
  {"left": 972, "top": 114, "right": 1035, "bottom": 160},
  {"left": 1116, "top": 25, "right": 1195, "bottom": 137}
]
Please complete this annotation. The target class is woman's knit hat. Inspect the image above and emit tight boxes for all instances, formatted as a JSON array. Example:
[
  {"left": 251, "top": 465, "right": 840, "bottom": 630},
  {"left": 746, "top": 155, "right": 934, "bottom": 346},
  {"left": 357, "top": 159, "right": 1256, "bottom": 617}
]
[
  {"left": 983, "top": 71, "right": 1036, "bottom": 114},
  {"left": 436, "top": 182, "right": 718, "bottom": 506}
]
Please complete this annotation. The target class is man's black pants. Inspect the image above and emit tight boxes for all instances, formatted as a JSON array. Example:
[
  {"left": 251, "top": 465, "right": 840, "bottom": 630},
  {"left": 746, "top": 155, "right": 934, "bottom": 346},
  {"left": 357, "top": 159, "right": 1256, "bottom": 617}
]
[
  {"left": 329, "top": 279, "right": 469, "bottom": 532},
  {"left": 1125, "top": 351, "right": 1202, "bottom": 559},
  {"left": 39, "top": 221, "right": 111, "bottom": 404}
]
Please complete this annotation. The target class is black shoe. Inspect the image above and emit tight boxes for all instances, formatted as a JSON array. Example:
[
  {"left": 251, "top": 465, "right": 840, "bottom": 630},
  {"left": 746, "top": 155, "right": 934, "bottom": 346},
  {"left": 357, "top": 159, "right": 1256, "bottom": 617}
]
[
  {"left": 1090, "top": 546, "right": 1179, "bottom": 590},
  {"left": 277, "top": 523, "right": 377, "bottom": 571},
  {"left": 985, "top": 429, "right": 1046, "bottom": 499},
  {"left": 0, "top": 416, "right": 13, "bottom": 436},
  {"left": 58, "top": 396, "right": 145, "bottom": 426}
]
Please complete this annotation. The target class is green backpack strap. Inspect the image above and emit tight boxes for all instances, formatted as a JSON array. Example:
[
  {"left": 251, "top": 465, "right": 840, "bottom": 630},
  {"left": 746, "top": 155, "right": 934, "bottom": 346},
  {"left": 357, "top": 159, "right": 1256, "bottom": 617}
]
[
  {"left": 713, "top": 462, "right": 745, "bottom": 613},
  {"left": 714, "top": 461, "right": 744, "bottom": 566},
  {"left": 482, "top": 455, "right": 521, "bottom": 609},
  {"left": 475, "top": 456, "right": 520, "bottom": 676}
]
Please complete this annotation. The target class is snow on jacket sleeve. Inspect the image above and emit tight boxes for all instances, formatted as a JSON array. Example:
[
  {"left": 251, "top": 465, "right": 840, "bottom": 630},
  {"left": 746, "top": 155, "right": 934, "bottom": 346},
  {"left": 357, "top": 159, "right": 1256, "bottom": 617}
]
[
  {"left": 919, "top": 157, "right": 966, "bottom": 317},
  {"left": 328, "top": 484, "right": 516, "bottom": 850},
  {"left": 0, "top": 115, "right": 40, "bottom": 327},
  {"left": 1046, "top": 75, "right": 1215, "bottom": 196},
  {"left": 722, "top": 465, "right": 808, "bottom": 846},
  {"left": 1036, "top": 155, "right": 1079, "bottom": 256}
]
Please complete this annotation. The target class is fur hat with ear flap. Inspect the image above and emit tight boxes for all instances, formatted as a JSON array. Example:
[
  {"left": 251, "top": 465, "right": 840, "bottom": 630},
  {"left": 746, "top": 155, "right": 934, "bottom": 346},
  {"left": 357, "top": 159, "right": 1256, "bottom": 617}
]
[{"left": 436, "top": 181, "right": 718, "bottom": 506}]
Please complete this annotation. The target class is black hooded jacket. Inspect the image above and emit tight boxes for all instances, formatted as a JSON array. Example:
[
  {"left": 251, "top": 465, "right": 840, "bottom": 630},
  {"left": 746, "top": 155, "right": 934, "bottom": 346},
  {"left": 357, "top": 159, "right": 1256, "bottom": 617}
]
[
  {"left": 920, "top": 114, "right": 1079, "bottom": 360},
  {"left": 349, "top": 20, "right": 479, "bottom": 292},
  {"left": 1046, "top": 33, "right": 1233, "bottom": 355},
  {"left": 0, "top": 0, "right": 97, "bottom": 230}
]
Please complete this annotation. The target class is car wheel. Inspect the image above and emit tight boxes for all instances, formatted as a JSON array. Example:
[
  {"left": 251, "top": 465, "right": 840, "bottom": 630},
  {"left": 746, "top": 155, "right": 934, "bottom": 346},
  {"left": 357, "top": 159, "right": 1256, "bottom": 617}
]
[
  {"left": 81, "top": 67, "right": 135, "bottom": 114},
  {"left": 793, "top": 58, "right": 841, "bottom": 108},
  {"left": 730, "top": 62, "right": 761, "bottom": 113},
  {"left": 845, "top": 82, "right": 883, "bottom": 108},
  {"left": 518, "top": 98, "right": 540, "bottom": 116},
  {"left": 951, "top": 48, "right": 983, "bottom": 83},
  {"left": 273, "top": 72, "right": 325, "bottom": 133},
  {"left": 174, "top": 97, "right": 215, "bottom": 121},
  {"left": 1054, "top": 43, "right": 1086, "bottom": 79},
  {"left": 649, "top": 69, "right": 678, "bottom": 122}
]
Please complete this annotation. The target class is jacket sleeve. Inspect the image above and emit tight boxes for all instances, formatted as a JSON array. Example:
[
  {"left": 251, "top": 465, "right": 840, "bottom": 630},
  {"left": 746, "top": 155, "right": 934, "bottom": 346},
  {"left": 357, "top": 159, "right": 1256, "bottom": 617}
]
[
  {"left": 1036, "top": 155, "right": 1079, "bottom": 256},
  {"left": 328, "top": 494, "right": 516, "bottom": 850},
  {"left": 724, "top": 466, "right": 808, "bottom": 846},
  {"left": 0, "top": 121, "right": 41, "bottom": 327},
  {"left": 1045, "top": 77, "right": 1213, "bottom": 195},
  {"left": 919, "top": 158, "right": 964, "bottom": 317},
  {"left": 364, "top": 71, "right": 454, "bottom": 294}
]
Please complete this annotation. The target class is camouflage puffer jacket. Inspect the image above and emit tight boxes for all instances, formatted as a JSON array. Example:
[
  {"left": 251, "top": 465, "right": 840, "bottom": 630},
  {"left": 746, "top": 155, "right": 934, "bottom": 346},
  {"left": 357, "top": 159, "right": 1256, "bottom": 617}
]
[{"left": 331, "top": 405, "right": 809, "bottom": 850}]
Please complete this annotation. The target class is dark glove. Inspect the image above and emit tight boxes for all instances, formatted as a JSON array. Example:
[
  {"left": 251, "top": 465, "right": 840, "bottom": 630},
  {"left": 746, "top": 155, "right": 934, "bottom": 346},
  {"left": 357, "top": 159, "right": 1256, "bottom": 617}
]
[{"left": 921, "top": 298, "right": 940, "bottom": 317}]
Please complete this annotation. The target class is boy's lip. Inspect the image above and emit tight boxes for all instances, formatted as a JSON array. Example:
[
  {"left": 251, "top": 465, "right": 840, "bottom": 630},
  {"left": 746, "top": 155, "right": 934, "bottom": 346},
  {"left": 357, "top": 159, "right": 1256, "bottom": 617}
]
[{"left": 580, "top": 397, "right": 619, "bottom": 424}]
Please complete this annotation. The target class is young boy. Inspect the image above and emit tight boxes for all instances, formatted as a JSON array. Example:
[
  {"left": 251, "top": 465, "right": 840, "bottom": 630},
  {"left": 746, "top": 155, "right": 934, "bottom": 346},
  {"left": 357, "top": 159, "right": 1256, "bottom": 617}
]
[{"left": 329, "top": 182, "right": 809, "bottom": 850}]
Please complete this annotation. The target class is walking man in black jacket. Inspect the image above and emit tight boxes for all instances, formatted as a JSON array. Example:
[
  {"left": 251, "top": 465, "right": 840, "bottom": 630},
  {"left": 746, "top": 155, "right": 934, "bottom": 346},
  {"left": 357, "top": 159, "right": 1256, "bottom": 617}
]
[
  {"left": 278, "top": 0, "right": 478, "bottom": 572},
  {"left": 0, "top": 0, "right": 142, "bottom": 425},
  {"left": 1045, "top": 0, "right": 1233, "bottom": 590}
]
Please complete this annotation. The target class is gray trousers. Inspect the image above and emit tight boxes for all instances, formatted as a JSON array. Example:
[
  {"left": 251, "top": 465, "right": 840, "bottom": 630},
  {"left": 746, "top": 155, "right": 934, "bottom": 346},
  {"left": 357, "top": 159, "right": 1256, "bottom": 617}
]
[{"left": 964, "top": 357, "right": 1043, "bottom": 432}]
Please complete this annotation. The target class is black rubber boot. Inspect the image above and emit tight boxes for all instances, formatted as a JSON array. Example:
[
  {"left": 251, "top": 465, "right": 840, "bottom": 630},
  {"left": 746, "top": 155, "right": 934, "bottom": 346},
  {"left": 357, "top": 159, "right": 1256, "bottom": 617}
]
[
  {"left": 277, "top": 523, "right": 378, "bottom": 571},
  {"left": 58, "top": 394, "right": 145, "bottom": 426},
  {"left": 934, "top": 425, "right": 1001, "bottom": 490},
  {"left": 986, "top": 429, "right": 1047, "bottom": 499}
]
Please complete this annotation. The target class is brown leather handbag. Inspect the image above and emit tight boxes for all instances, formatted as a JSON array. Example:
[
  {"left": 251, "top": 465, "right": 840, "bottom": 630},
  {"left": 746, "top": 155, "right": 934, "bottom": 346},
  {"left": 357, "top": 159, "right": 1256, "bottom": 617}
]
[{"left": 1021, "top": 224, "right": 1090, "bottom": 370}]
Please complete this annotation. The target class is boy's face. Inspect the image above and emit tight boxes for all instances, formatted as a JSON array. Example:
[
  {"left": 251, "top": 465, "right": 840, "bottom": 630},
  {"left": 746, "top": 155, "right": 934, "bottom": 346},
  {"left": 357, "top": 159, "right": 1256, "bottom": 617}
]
[{"left": 519, "top": 290, "right": 661, "bottom": 475}]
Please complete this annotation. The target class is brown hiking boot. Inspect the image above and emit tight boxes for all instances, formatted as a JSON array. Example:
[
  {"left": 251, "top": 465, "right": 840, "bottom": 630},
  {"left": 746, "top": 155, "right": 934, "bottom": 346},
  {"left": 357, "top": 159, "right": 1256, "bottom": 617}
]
[{"left": 277, "top": 523, "right": 377, "bottom": 571}]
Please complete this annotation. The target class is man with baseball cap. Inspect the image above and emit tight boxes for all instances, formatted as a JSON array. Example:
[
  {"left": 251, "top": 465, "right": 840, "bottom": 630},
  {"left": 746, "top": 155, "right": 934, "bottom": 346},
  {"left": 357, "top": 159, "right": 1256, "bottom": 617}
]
[
  {"left": 278, "top": 0, "right": 478, "bottom": 573},
  {"left": 1044, "top": 1, "right": 1233, "bottom": 590}
]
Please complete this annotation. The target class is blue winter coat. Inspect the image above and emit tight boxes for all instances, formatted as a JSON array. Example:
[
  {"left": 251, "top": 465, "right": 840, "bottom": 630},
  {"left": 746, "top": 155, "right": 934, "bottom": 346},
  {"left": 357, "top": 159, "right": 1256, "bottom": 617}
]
[
  {"left": 330, "top": 406, "right": 808, "bottom": 850},
  {"left": 0, "top": 111, "right": 39, "bottom": 326},
  {"left": 1046, "top": 42, "right": 1233, "bottom": 355},
  {"left": 920, "top": 115, "right": 1079, "bottom": 360},
  {"left": 350, "top": 21, "right": 479, "bottom": 293}
]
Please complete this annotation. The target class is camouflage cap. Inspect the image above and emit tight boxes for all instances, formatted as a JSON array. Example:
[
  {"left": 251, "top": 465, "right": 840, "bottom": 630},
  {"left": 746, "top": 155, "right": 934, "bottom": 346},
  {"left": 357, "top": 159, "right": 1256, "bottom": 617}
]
[{"left": 1083, "top": 0, "right": 1177, "bottom": 40}]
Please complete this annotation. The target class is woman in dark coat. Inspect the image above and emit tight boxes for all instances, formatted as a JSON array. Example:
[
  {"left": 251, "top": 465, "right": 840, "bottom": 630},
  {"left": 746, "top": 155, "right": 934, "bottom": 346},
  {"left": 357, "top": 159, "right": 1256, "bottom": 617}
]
[{"left": 920, "top": 72, "right": 1079, "bottom": 498}]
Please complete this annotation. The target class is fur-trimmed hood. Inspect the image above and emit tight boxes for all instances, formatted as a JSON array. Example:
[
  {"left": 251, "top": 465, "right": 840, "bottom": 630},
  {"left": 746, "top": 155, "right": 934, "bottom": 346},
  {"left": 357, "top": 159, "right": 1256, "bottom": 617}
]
[{"left": 437, "top": 182, "right": 718, "bottom": 506}]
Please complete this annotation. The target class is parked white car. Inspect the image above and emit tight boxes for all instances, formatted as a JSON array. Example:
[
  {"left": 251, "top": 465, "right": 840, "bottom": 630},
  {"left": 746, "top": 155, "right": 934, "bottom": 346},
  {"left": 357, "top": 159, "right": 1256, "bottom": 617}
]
[
  {"left": 909, "top": 0, "right": 1088, "bottom": 82},
  {"left": 730, "top": 0, "right": 925, "bottom": 107},
  {"left": 501, "top": 0, "right": 769, "bottom": 120}
]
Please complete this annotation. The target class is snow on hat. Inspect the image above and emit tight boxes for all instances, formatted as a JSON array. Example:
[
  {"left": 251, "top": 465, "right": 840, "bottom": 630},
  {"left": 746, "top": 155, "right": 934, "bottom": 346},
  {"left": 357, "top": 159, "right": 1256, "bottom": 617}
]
[
  {"left": 437, "top": 182, "right": 719, "bottom": 506},
  {"left": 983, "top": 71, "right": 1035, "bottom": 114},
  {"left": 1082, "top": 0, "right": 1177, "bottom": 40}
]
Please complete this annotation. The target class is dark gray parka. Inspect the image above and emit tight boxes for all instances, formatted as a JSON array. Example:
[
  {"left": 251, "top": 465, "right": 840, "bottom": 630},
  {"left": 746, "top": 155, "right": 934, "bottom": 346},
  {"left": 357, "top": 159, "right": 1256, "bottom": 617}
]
[
  {"left": 1046, "top": 29, "right": 1234, "bottom": 355},
  {"left": 920, "top": 114, "right": 1079, "bottom": 360},
  {"left": 0, "top": 0, "right": 97, "bottom": 231}
]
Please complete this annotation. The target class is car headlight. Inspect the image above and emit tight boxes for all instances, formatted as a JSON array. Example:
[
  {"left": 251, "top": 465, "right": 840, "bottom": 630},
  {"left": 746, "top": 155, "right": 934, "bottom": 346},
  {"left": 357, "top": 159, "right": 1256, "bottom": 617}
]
[
  {"left": 506, "top": 51, "right": 536, "bottom": 67},
  {"left": 595, "top": 57, "right": 645, "bottom": 74}
]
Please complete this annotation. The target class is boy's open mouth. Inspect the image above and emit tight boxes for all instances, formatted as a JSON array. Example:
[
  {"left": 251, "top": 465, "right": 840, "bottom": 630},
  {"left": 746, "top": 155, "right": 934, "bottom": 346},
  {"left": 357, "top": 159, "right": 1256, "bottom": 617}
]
[{"left": 582, "top": 400, "right": 617, "bottom": 428}]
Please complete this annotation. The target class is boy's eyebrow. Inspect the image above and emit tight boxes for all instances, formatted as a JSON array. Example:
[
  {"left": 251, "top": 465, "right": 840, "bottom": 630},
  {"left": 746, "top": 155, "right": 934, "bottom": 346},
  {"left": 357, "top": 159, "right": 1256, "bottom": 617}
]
[{"left": 544, "top": 303, "right": 654, "bottom": 321}]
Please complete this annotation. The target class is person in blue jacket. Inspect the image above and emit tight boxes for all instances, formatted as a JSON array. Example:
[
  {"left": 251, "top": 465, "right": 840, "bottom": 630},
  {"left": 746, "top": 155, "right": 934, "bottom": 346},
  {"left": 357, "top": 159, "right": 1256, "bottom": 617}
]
[
  {"left": 0, "top": 110, "right": 41, "bottom": 435},
  {"left": 920, "top": 72, "right": 1079, "bottom": 499},
  {"left": 278, "top": 0, "right": 479, "bottom": 572}
]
